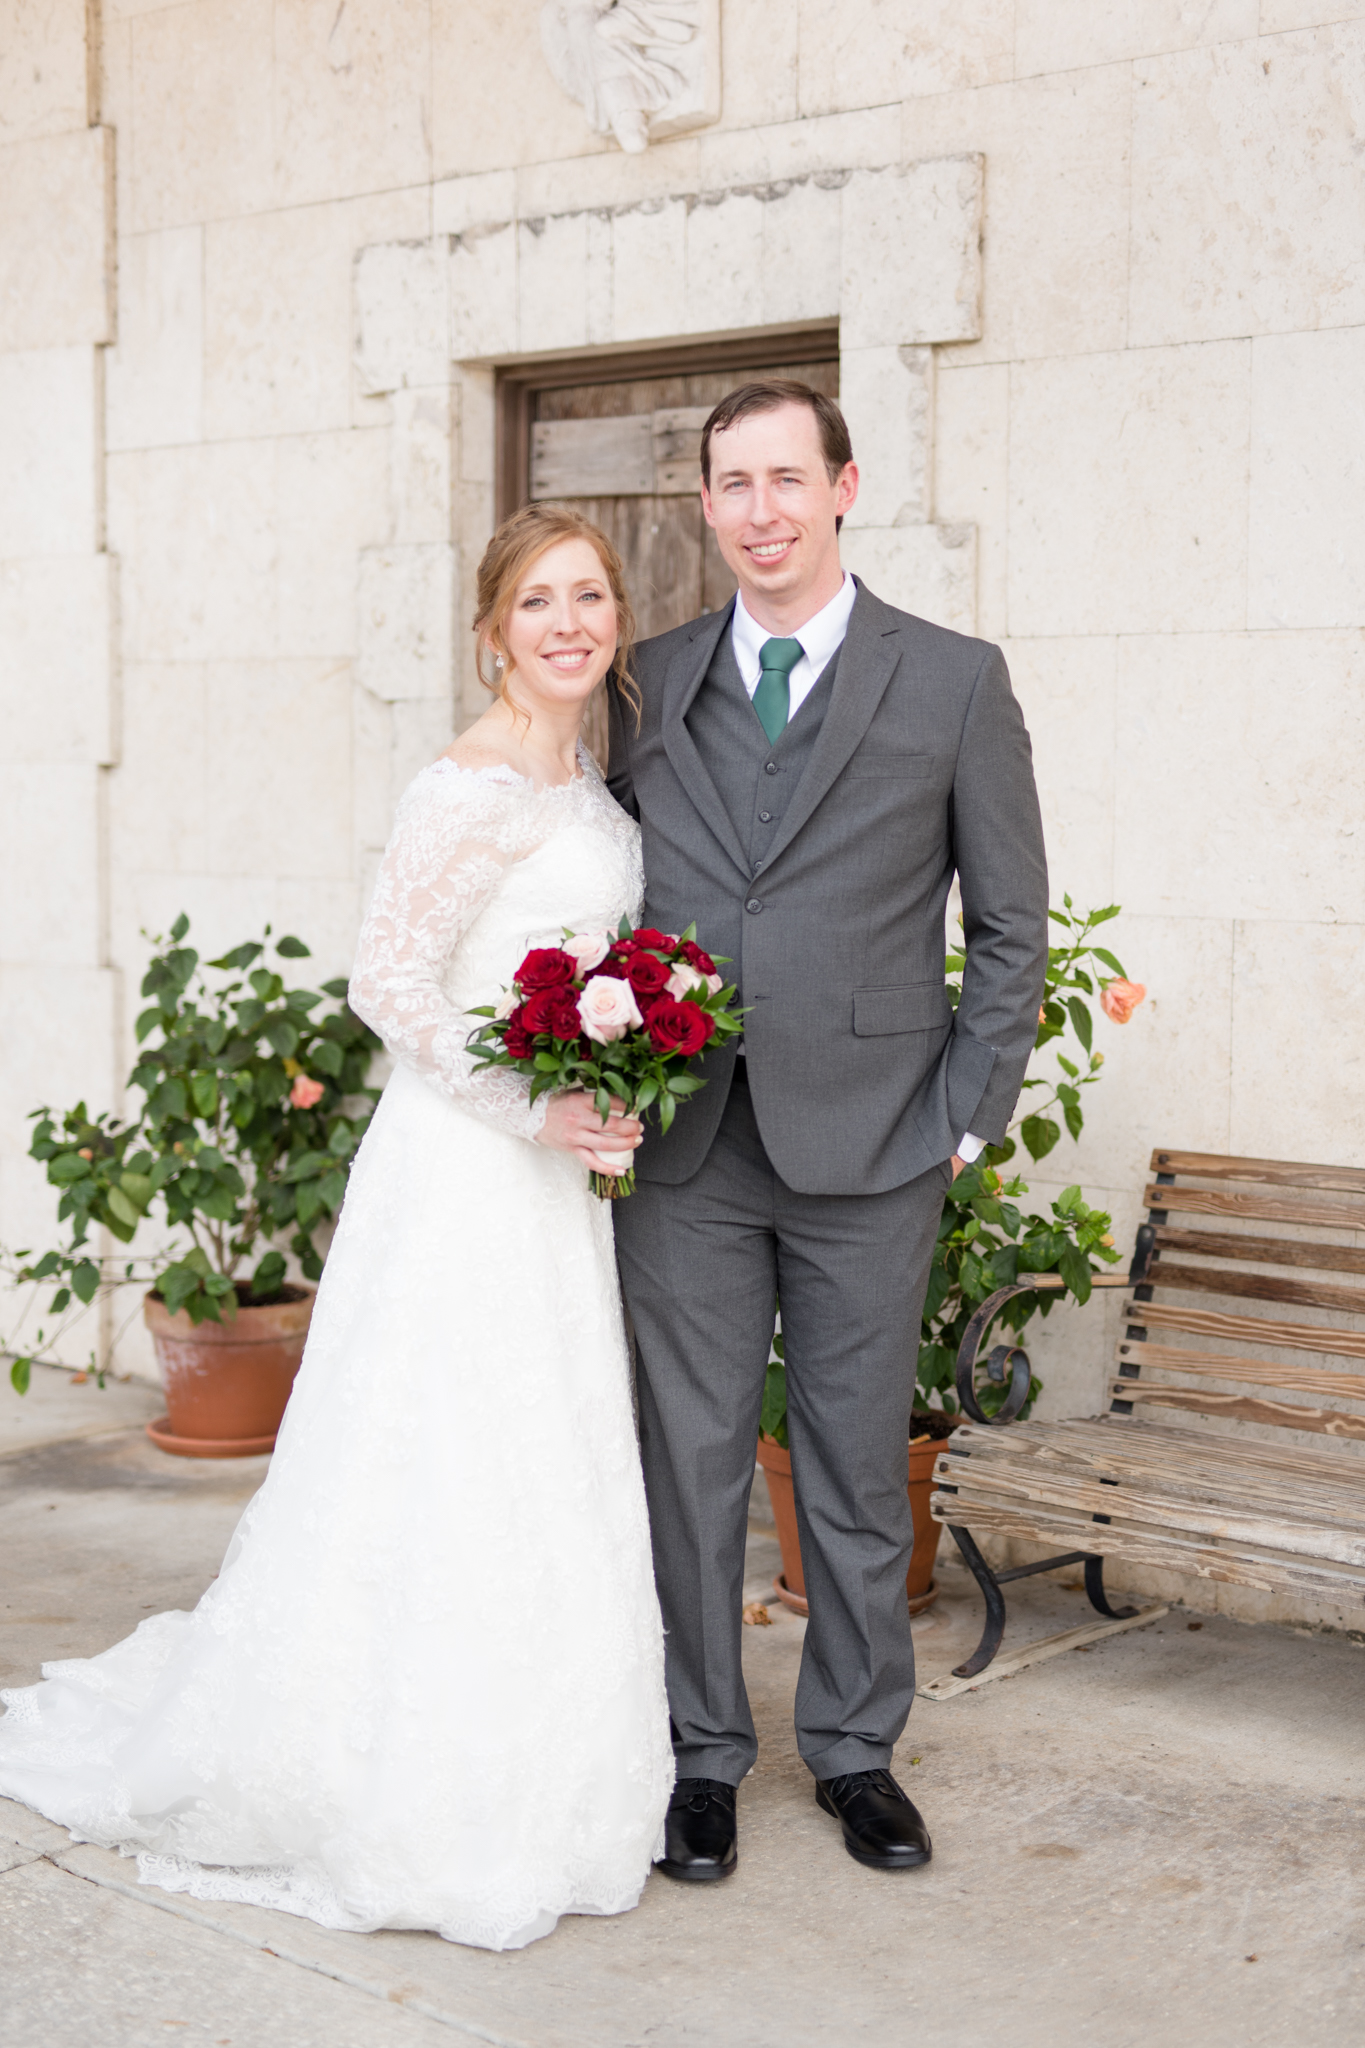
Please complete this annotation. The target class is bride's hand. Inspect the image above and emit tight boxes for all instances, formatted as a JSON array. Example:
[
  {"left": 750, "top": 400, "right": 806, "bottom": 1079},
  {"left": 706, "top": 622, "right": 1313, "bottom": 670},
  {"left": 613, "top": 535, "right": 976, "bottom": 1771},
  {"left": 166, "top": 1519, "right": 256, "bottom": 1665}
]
[{"left": 537, "top": 1091, "right": 643, "bottom": 1173}]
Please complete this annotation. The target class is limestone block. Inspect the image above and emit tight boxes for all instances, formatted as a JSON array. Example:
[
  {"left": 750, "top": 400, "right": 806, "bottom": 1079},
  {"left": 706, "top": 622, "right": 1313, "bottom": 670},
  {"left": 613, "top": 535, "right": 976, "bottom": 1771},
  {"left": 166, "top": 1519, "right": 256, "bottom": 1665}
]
[
  {"left": 432, "top": 171, "right": 519, "bottom": 239},
  {"left": 449, "top": 222, "right": 517, "bottom": 360},
  {"left": 204, "top": 206, "right": 357, "bottom": 439},
  {"left": 199, "top": 661, "right": 354, "bottom": 880},
  {"left": 388, "top": 388, "right": 452, "bottom": 547},
  {"left": 109, "top": 662, "right": 209, "bottom": 878},
  {"left": 0, "top": 0, "right": 91, "bottom": 142},
  {"left": 109, "top": 441, "right": 277, "bottom": 661},
  {"left": 104, "top": 227, "right": 204, "bottom": 451},
  {"left": 125, "top": 0, "right": 274, "bottom": 233},
  {"left": 585, "top": 210, "right": 613, "bottom": 347},
  {"left": 796, "top": 0, "right": 1013, "bottom": 113},
  {"left": 431, "top": 0, "right": 599, "bottom": 181},
  {"left": 683, "top": 189, "right": 765, "bottom": 339},
  {"left": 1001, "top": 636, "right": 1117, "bottom": 906},
  {"left": 697, "top": 104, "right": 901, "bottom": 191},
  {"left": 840, "top": 346, "right": 933, "bottom": 530},
  {"left": 1015, "top": 0, "right": 1257, "bottom": 74},
  {"left": 934, "top": 362, "right": 1008, "bottom": 641},
  {"left": 354, "top": 238, "right": 450, "bottom": 397},
  {"left": 715, "top": 0, "right": 799, "bottom": 132},
  {"left": 0, "top": 766, "right": 101, "bottom": 967},
  {"left": 114, "top": 876, "right": 362, "bottom": 1012},
  {"left": 1008, "top": 342, "right": 1250, "bottom": 638},
  {"left": 352, "top": 682, "right": 393, "bottom": 862},
  {"left": 1130, "top": 26, "right": 1365, "bottom": 347},
  {"left": 1113, "top": 631, "right": 1365, "bottom": 925},
  {"left": 757, "top": 176, "right": 841, "bottom": 330},
  {"left": 838, "top": 523, "right": 975, "bottom": 636},
  {"left": 1249, "top": 328, "right": 1365, "bottom": 632},
  {"left": 1230, "top": 919, "right": 1365, "bottom": 1167},
  {"left": 518, "top": 211, "right": 590, "bottom": 358},
  {"left": 455, "top": 365, "right": 496, "bottom": 487},
  {"left": 0, "top": 346, "right": 100, "bottom": 559},
  {"left": 0, "top": 125, "right": 112, "bottom": 351},
  {"left": 0, "top": 555, "right": 116, "bottom": 765},
  {"left": 272, "top": 0, "right": 431, "bottom": 209},
  {"left": 356, "top": 544, "right": 455, "bottom": 704},
  {"left": 0, "top": 966, "right": 119, "bottom": 1256},
  {"left": 1036, "top": 913, "right": 1235, "bottom": 1200},
  {"left": 275, "top": 429, "right": 391, "bottom": 658},
  {"left": 611, "top": 198, "right": 689, "bottom": 343},
  {"left": 1261, "top": 0, "right": 1365, "bottom": 22},
  {"left": 516, "top": 133, "right": 701, "bottom": 222},
  {"left": 839, "top": 158, "right": 983, "bottom": 351}
]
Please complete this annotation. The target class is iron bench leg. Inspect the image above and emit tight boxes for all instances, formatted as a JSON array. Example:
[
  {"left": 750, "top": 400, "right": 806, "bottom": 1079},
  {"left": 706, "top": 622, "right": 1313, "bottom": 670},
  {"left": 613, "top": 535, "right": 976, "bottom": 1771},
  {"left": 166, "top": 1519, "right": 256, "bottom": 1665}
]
[
  {"left": 948, "top": 1526, "right": 1007, "bottom": 1678},
  {"left": 1083, "top": 1554, "right": 1137, "bottom": 1621}
]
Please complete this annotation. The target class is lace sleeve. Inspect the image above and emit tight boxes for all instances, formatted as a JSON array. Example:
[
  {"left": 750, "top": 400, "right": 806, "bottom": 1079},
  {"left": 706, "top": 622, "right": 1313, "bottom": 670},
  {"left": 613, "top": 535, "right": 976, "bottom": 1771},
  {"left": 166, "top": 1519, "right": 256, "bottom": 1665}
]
[{"left": 349, "top": 767, "right": 549, "bottom": 1141}]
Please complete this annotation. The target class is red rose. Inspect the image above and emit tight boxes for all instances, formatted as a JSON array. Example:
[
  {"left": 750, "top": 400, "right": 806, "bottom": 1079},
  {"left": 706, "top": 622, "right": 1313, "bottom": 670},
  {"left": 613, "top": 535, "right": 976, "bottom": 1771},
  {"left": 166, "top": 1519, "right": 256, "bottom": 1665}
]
[
  {"left": 630, "top": 927, "right": 671, "bottom": 951},
  {"left": 521, "top": 987, "right": 583, "bottom": 1041},
  {"left": 515, "top": 947, "right": 577, "bottom": 993},
  {"left": 626, "top": 951, "right": 671, "bottom": 996},
  {"left": 593, "top": 951, "right": 631, "bottom": 979},
  {"left": 680, "top": 940, "right": 717, "bottom": 975},
  {"left": 647, "top": 998, "right": 715, "bottom": 1058},
  {"left": 502, "top": 1008, "right": 536, "bottom": 1059}
]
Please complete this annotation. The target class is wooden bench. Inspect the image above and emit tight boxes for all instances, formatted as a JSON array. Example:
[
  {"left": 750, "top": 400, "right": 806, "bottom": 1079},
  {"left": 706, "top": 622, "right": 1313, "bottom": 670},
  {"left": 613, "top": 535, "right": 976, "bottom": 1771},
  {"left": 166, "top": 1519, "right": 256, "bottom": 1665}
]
[{"left": 924, "top": 1148, "right": 1365, "bottom": 1699}]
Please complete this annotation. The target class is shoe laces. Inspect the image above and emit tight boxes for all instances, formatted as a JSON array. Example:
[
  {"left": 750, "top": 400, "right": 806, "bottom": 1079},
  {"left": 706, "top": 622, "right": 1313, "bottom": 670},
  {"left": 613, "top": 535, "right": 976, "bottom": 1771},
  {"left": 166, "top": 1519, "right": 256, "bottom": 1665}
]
[
  {"left": 672, "top": 1776, "right": 735, "bottom": 1814},
  {"left": 828, "top": 1767, "right": 902, "bottom": 1803}
]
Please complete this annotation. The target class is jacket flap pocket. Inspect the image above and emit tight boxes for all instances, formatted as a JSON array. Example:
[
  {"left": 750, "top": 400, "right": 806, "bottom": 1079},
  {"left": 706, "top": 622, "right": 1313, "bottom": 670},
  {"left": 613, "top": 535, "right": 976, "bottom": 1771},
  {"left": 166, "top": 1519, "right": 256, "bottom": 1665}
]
[
  {"left": 847, "top": 752, "right": 933, "bottom": 777},
  {"left": 853, "top": 984, "right": 953, "bottom": 1036}
]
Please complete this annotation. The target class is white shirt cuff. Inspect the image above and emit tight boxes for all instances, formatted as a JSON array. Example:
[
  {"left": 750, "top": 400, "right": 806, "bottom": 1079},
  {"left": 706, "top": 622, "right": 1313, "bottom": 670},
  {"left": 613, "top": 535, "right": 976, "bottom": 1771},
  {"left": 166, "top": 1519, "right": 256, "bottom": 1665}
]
[{"left": 956, "top": 1131, "right": 986, "bottom": 1163}]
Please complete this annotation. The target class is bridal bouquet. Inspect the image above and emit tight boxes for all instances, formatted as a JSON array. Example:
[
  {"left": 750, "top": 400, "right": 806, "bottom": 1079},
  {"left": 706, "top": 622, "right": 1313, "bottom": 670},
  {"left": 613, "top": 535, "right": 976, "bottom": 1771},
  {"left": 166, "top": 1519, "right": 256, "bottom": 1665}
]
[{"left": 467, "top": 919, "right": 743, "bottom": 1197}]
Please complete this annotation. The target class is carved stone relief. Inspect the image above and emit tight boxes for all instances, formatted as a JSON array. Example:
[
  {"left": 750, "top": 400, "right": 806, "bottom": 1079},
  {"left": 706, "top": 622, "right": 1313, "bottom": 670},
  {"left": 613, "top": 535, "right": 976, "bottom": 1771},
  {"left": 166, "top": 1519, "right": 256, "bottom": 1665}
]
[{"left": 539, "top": 0, "right": 720, "bottom": 154}]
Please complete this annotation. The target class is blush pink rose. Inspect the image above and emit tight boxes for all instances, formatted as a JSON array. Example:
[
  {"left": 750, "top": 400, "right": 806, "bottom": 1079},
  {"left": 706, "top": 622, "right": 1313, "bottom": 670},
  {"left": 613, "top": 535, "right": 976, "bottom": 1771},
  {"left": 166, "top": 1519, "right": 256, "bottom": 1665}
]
[
  {"left": 290, "top": 1074, "right": 325, "bottom": 1109},
  {"left": 562, "top": 929, "right": 611, "bottom": 975},
  {"left": 578, "top": 975, "right": 644, "bottom": 1044},
  {"left": 1101, "top": 978, "right": 1147, "bottom": 1024},
  {"left": 666, "top": 962, "right": 709, "bottom": 999}
]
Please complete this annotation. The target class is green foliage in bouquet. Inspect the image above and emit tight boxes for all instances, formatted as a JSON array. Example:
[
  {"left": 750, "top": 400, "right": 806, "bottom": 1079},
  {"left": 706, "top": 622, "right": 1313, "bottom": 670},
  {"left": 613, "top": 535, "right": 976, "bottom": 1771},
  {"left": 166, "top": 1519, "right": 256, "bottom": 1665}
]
[
  {"left": 760, "top": 900, "right": 1144, "bottom": 1444},
  {"left": 3, "top": 916, "right": 380, "bottom": 1392}
]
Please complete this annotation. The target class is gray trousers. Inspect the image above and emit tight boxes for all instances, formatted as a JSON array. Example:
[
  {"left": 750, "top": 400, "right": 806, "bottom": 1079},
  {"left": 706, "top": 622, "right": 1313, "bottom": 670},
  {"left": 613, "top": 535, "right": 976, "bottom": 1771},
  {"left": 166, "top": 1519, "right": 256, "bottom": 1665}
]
[{"left": 613, "top": 1067, "right": 952, "bottom": 1785}]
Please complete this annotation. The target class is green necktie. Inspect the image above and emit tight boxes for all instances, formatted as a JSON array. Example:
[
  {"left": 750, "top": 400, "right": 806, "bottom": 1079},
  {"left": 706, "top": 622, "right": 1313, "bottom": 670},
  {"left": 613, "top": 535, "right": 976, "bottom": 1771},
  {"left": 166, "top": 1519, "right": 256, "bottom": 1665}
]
[{"left": 752, "top": 637, "right": 803, "bottom": 744}]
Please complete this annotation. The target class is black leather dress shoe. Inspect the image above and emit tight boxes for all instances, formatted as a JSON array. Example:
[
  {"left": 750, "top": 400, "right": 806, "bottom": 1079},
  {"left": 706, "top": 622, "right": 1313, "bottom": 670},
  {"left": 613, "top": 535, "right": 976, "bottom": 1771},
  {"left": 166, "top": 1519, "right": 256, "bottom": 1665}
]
[
  {"left": 815, "top": 1768, "right": 932, "bottom": 1870},
  {"left": 654, "top": 1777, "right": 738, "bottom": 1883}
]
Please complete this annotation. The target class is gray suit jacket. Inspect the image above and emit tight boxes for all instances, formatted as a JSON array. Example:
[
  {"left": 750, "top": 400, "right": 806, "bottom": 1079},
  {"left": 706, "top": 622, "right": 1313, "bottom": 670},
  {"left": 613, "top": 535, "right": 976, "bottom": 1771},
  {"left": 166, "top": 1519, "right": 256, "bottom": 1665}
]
[{"left": 606, "top": 579, "right": 1048, "bottom": 1195}]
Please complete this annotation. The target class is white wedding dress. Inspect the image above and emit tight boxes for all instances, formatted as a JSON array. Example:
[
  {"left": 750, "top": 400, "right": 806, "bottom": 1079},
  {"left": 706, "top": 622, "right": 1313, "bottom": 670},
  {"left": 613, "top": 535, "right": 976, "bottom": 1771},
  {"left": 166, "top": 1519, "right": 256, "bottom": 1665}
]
[{"left": 0, "top": 747, "right": 674, "bottom": 1951}]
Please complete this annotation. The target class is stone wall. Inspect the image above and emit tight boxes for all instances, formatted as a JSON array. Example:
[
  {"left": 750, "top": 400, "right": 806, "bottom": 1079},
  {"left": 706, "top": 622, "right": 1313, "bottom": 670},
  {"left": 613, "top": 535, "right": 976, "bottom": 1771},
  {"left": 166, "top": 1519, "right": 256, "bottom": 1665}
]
[{"left": 2, "top": 2, "right": 1363, "bottom": 1620}]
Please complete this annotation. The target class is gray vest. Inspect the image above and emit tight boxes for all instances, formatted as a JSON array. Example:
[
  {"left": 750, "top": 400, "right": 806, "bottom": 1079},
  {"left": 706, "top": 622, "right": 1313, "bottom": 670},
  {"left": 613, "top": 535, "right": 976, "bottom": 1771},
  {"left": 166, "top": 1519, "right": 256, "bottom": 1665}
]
[{"left": 684, "top": 630, "right": 841, "bottom": 930}]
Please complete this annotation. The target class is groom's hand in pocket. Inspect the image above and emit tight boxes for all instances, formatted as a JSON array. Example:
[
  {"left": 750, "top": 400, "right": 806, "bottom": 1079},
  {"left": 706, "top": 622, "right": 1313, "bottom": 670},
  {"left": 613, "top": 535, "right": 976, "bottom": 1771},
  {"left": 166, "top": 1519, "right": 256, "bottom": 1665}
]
[{"left": 537, "top": 1091, "right": 643, "bottom": 1173}]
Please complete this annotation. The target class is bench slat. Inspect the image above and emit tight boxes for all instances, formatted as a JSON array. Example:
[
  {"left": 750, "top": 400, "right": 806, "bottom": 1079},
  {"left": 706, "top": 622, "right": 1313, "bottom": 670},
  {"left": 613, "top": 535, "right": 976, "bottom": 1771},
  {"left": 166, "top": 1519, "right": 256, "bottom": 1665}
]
[
  {"left": 1123, "top": 1299, "right": 1365, "bottom": 1361},
  {"left": 1151, "top": 1225, "right": 1365, "bottom": 1277},
  {"left": 930, "top": 1496, "right": 1365, "bottom": 1600},
  {"left": 1143, "top": 1184, "right": 1365, "bottom": 1232},
  {"left": 1147, "top": 1260, "right": 1365, "bottom": 1316},
  {"left": 1114, "top": 1340, "right": 1365, "bottom": 1401},
  {"left": 1149, "top": 1149, "right": 1365, "bottom": 1194},
  {"left": 1111, "top": 1381, "right": 1365, "bottom": 1441}
]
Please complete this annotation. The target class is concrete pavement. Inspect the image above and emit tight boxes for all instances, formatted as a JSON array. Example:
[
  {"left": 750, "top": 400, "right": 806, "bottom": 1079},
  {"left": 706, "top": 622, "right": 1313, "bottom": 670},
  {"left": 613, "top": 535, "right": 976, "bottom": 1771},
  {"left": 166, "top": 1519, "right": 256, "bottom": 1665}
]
[{"left": 2, "top": 1365, "right": 1363, "bottom": 2047}]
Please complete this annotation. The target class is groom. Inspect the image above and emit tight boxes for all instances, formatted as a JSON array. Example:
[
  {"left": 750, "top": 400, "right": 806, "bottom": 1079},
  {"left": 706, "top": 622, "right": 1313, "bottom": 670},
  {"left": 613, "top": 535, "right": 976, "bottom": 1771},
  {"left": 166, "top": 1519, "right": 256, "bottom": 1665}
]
[{"left": 607, "top": 381, "right": 1047, "bottom": 1879}]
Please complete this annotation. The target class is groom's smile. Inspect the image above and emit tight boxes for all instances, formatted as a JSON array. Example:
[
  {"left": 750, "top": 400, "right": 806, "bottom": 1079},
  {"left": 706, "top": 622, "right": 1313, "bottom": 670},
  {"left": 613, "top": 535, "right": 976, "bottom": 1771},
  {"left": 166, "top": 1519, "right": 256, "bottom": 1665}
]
[{"left": 700, "top": 400, "right": 859, "bottom": 634}]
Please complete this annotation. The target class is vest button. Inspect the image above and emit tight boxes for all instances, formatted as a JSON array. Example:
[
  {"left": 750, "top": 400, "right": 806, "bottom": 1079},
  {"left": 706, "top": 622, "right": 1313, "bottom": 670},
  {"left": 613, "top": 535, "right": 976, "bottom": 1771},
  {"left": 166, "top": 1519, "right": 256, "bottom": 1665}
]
[
  {"left": 746, "top": 899, "right": 763, "bottom": 914},
  {"left": 758, "top": 810, "right": 772, "bottom": 823},
  {"left": 764, "top": 761, "right": 778, "bottom": 774}
]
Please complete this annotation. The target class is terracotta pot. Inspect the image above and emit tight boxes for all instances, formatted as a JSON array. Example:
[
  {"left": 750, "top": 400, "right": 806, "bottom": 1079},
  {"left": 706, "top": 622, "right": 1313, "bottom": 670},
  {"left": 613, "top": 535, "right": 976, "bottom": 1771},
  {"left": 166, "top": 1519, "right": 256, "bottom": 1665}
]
[
  {"left": 756, "top": 1414, "right": 958, "bottom": 1619},
  {"left": 143, "top": 1286, "right": 315, "bottom": 1458}
]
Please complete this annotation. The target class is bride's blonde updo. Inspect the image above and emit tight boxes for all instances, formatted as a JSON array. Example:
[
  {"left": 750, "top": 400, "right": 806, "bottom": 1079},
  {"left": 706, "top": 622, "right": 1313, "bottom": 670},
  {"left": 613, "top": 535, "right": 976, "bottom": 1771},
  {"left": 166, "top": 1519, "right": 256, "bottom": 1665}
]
[{"left": 473, "top": 504, "right": 640, "bottom": 723}]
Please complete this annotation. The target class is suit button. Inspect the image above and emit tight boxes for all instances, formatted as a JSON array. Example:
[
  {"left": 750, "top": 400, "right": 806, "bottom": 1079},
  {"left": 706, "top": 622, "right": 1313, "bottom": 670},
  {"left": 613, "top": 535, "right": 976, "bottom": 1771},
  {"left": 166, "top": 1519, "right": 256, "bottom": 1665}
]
[
  {"left": 746, "top": 899, "right": 763, "bottom": 914},
  {"left": 758, "top": 810, "right": 772, "bottom": 822},
  {"left": 764, "top": 761, "right": 778, "bottom": 775}
]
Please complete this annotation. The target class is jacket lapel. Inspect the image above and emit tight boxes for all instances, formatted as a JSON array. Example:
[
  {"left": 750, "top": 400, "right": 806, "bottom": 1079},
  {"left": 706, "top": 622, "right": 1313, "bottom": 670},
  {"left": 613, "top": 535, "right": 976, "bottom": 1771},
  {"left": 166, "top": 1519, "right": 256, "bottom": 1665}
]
[
  {"left": 660, "top": 600, "right": 752, "bottom": 879},
  {"left": 760, "top": 580, "right": 903, "bottom": 872}
]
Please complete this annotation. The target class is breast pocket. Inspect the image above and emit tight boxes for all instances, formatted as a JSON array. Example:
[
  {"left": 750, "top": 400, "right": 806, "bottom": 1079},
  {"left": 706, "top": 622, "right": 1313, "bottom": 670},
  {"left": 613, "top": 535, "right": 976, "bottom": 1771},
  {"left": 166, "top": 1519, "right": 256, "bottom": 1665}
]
[
  {"left": 853, "top": 984, "right": 953, "bottom": 1036},
  {"left": 846, "top": 752, "right": 934, "bottom": 778}
]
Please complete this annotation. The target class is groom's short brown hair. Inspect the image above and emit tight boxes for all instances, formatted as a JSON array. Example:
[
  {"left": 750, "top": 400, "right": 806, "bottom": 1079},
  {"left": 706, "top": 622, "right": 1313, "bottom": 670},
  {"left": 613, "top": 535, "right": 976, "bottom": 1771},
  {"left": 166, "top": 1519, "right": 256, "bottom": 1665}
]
[{"left": 699, "top": 380, "right": 853, "bottom": 489}]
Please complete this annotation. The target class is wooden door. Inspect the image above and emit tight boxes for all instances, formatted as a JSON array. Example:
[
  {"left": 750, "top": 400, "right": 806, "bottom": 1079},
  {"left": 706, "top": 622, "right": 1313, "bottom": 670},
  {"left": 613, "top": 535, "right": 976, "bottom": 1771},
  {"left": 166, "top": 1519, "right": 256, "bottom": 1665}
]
[{"left": 501, "top": 344, "right": 839, "bottom": 764}]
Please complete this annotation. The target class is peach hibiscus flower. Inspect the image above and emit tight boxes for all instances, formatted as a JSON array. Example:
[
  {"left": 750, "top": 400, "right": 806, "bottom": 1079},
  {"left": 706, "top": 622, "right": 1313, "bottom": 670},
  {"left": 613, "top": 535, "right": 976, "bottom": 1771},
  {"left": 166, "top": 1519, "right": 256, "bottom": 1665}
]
[{"left": 1101, "top": 978, "right": 1146, "bottom": 1024}]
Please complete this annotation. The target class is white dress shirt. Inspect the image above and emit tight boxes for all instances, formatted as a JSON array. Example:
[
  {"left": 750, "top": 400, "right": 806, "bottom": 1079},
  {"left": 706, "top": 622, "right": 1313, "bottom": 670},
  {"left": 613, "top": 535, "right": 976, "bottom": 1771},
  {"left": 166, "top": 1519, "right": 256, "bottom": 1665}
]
[{"left": 727, "top": 575, "right": 985, "bottom": 1167}]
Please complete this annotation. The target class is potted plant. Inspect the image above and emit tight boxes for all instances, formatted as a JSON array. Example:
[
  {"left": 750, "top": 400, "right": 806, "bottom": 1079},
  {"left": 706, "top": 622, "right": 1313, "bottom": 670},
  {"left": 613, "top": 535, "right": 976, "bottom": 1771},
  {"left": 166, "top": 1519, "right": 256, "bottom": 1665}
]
[
  {"left": 758, "top": 900, "right": 1146, "bottom": 1614},
  {"left": 2, "top": 917, "right": 380, "bottom": 1456}
]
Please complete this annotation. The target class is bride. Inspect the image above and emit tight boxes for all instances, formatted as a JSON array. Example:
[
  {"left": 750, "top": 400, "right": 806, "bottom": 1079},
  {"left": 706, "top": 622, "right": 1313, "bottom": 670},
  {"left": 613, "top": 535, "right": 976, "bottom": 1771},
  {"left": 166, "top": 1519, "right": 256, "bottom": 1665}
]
[{"left": 0, "top": 506, "right": 674, "bottom": 1952}]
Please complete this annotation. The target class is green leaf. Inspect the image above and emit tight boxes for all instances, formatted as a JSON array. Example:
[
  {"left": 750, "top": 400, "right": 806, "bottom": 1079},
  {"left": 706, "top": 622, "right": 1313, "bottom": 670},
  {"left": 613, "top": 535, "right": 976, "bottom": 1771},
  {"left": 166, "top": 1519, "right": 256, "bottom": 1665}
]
[
  {"left": 658, "top": 1091, "right": 676, "bottom": 1133},
  {"left": 190, "top": 1072, "right": 219, "bottom": 1118},
  {"left": 50, "top": 1288, "right": 71, "bottom": 1314},
  {"left": 170, "top": 912, "right": 190, "bottom": 942},
  {"left": 283, "top": 1150, "right": 330, "bottom": 1184},
  {"left": 276, "top": 934, "right": 311, "bottom": 958},
  {"left": 1064, "top": 1101, "right": 1084, "bottom": 1141},
  {"left": 106, "top": 1186, "right": 141, "bottom": 1230},
  {"left": 29, "top": 1251, "right": 61, "bottom": 1280},
  {"left": 295, "top": 1180, "right": 325, "bottom": 1228},
  {"left": 119, "top": 1172, "right": 154, "bottom": 1211},
  {"left": 310, "top": 1038, "right": 343, "bottom": 1078},
  {"left": 10, "top": 1356, "right": 32, "bottom": 1396},
  {"left": 1092, "top": 947, "right": 1128, "bottom": 977},
  {"left": 1020, "top": 1114, "right": 1061, "bottom": 1162},
  {"left": 148, "top": 1078, "right": 188, "bottom": 1123},
  {"left": 666, "top": 1075, "right": 703, "bottom": 1095},
  {"left": 48, "top": 1151, "right": 92, "bottom": 1186},
  {"left": 250, "top": 1250, "right": 286, "bottom": 1297},
  {"left": 318, "top": 1168, "right": 346, "bottom": 1211},
  {"left": 1058, "top": 1245, "right": 1093, "bottom": 1304},
  {"left": 1089, "top": 904, "right": 1121, "bottom": 925},
  {"left": 135, "top": 1006, "right": 164, "bottom": 1043},
  {"left": 760, "top": 1360, "right": 789, "bottom": 1448},
  {"left": 265, "top": 1018, "right": 299, "bottom": 1058},
  {"left": 320, "top": 978, "right": 349, "bottom": 999},
  {"left": 208, "top": 942, "right": 263, "bottom": 972},
  {"left": 1066, "top": 998, "right": 1093, "bottom": 1053},
  {"left": 71, "top": 1259, "right": 100, "bottom": 1305}
]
